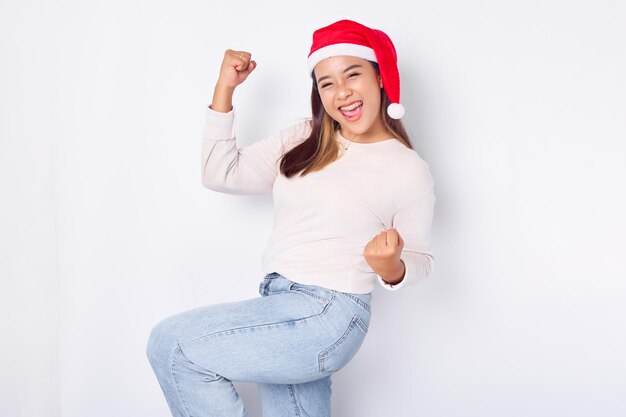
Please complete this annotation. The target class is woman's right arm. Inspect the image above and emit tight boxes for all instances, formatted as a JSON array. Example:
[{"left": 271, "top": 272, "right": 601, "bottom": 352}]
[{"left": 202, "top": 50, "right": 309, "bottom": 195}]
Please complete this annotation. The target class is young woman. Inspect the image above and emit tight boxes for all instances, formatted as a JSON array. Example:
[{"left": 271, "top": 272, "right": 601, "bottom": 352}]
[{"left": 147, "top": 19, "right": 435, "bottom": 417}]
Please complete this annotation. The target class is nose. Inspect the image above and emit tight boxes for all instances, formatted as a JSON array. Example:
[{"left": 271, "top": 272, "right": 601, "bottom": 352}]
[{"left": 337, "top": 83, "right": 352, "bottom": 100}]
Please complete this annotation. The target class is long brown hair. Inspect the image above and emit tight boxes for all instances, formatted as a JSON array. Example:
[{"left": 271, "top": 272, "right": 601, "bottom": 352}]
[{"left": 279, "top": 61, "right": 413, "bottom": 178}]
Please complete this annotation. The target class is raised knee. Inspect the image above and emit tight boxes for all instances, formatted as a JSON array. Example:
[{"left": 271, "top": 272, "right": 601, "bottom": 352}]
[{"left": 146, "top": 316, "right": 179, "bottom": 366}]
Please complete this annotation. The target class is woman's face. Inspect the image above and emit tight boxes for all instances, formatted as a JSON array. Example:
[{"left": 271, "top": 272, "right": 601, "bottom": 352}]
[{"left": 313, "top": 55, "right": 388, "bottom": 142}]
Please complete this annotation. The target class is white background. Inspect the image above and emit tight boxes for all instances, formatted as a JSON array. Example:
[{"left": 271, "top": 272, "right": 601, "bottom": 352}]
[{"left": 1, "top": 0, "right": 625, "bottom": 416}]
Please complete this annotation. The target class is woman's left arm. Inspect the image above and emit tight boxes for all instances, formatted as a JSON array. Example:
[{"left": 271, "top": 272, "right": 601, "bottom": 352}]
[
  {"left": 375, "top": 186, "right": 436, "bottom": 291},
  {"left": 364, "top": 154, "right": 436, "bottom": 291}
]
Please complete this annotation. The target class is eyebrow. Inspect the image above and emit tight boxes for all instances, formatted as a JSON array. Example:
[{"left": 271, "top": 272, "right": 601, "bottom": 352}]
[{"left": 316, "top": 64, "right": 363, "bottom": 84}]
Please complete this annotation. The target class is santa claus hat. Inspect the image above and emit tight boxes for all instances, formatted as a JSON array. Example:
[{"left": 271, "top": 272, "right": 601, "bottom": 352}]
[{"left": 307, "top": 19, "right": 405, "bottom": 120}]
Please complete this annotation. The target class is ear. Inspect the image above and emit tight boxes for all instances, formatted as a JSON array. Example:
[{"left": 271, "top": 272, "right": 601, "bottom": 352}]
[{"left": 378, "top": 75, "right": 383, "bottom": 89}]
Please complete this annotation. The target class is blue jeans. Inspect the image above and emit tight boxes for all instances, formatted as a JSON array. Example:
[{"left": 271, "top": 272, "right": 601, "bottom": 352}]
[{"left": 146, "top": 272, "right": 372, "bottom": 417}]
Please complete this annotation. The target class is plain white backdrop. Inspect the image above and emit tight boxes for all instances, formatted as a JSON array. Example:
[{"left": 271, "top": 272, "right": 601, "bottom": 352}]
[{"left": 1, "top": 0, "right": 625, "bottom": 416}]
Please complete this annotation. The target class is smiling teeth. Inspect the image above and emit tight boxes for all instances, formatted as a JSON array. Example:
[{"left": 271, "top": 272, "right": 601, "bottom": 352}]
[{"left": 339, "top": 101, "right": 362, "bottom": 111}]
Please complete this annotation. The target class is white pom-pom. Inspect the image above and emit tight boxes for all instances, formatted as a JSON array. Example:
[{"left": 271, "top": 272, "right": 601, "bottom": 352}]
[{"left": 387, "top": 103, "right": 405, "bottom": 119}]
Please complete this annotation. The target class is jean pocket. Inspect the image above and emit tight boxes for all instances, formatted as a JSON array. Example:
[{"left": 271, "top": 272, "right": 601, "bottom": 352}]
[
  {"left": 318, "top": 315, "right": 368, "bottom": 374},
  {"left": 341, "top": 292, "right": 372, "bottom": 316}
]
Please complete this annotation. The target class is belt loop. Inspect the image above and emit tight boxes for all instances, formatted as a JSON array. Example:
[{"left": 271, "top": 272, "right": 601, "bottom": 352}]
[{"left": 259, "top": 276, "right": 270, "bottom": 296}]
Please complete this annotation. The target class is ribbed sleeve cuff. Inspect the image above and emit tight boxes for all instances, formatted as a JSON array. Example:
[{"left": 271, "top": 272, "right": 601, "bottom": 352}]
[
  {"left": 204, "top": 106, "right": 236, "bottom": 141},
  {"left": 376, "top": 253, "right": 418, "bottom": 291}
]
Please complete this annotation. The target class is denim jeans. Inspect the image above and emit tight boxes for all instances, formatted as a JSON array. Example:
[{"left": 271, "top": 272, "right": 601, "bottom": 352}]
[{"left": 146, "top": 272, "right": 372, "bottom": 417}]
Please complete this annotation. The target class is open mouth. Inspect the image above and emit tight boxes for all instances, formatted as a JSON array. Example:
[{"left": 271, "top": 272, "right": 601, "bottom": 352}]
[{"left": 338, "top": 100, "right": 363, "bottom": 120}]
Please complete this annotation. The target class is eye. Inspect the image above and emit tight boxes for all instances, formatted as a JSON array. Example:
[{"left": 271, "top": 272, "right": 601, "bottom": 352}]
[
  {"left": 348, "top": 72, "right": 360, "bottom": 78},
  {"left": 320, "top": 82, "right": 332, "bottom": 88}
]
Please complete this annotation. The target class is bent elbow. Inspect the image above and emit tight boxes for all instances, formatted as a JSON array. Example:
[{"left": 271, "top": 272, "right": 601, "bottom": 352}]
[
  {"left": 201, "top": 173, "right": 227, "bottom": 192},
  {"left": 201, "top": 173, "right": 215, "bottom": 190}
]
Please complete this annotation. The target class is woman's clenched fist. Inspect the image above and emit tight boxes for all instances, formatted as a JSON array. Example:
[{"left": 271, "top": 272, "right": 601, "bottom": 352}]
[{"left": 217, "top": 49, "right": 257, "bottom": 89}]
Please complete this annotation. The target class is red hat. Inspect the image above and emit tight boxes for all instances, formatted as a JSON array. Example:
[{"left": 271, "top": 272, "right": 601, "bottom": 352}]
[{"left": 307, "top": 19, "right": 405, "bottom": 119}]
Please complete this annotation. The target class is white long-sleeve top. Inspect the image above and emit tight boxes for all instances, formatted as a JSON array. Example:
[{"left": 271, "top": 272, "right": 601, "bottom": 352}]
[{"left": 201, "top": 106, "right": 435, "bottom": 294}]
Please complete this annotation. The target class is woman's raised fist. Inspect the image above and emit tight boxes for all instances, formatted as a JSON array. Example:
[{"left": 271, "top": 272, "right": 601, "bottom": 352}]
[{"left": 216, "top": 49, "right": 257, "bottom": 89}]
